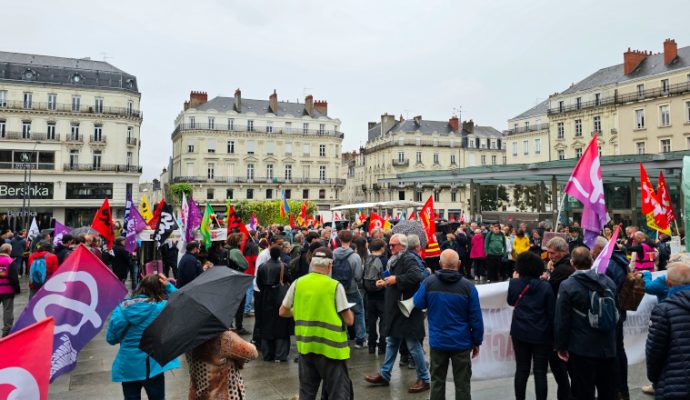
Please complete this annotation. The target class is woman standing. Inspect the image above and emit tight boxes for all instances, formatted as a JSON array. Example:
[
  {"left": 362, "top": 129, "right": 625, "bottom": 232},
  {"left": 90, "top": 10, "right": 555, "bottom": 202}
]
[
  {"left": 256, "top": 246, "right": 292, "bottom": 362},
  {"left": 0, "top": 243, "right": 20, "bottom": 337},
  {"left": 507, "top": 252, "right": 555, "bottom": 400},
  {"left": 469, "top": 229, "right": 486, "bottom": 281},
  {"left": 106, "top": 274, "right": 180, "bottom": 400}
]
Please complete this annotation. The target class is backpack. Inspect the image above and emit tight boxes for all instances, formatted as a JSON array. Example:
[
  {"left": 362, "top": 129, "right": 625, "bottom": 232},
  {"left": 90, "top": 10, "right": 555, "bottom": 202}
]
[
  {"left": 30, "top": 255, "right": 48, "bottom": 286},
  {"left": 573, "top": 275, "right": 619, "bottom": 332},
  {"left": 619, "top": 273, "right": 646, "bottom": 311},
  {"left": 332, "top": 252, "right": 354, "bottom": 289},
  {"left": 363, "top": 255, "right": 384, "bottom": 293}
]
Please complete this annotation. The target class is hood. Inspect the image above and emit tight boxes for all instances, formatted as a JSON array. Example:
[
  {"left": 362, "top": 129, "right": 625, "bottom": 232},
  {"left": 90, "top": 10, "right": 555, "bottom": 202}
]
[
  {"left": 120, "top": 296, "right": 160, "bottom": 325},
  {"left": 435, "top": 268, "right": 462, "bottom": 283},
  {"left": 610, "top": 252, "right": 629, "bottom": 268},
  {"left": 574, "top": 268, "right": 609, "bottom": 286},
  {"left": 667, "top": 288, "right": 690, "bottom": 311},
  {"left": 333, "top": 247, "right": 354, "bottom": 260}
]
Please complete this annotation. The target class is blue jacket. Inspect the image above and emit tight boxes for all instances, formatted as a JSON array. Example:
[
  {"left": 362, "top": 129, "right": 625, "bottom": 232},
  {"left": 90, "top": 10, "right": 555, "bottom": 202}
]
[
  {"left": 177, "top": 253, "right": 202, "bottom": 288},
  {"left": 106, "top": 282, "right": 180, "bottom": 382},
  {"left": 413, "top": 269, "right": 483, "bottom": 351},
  {"left": 642, "top": 271, "right": 669, "bottom": 302},
  {"left": 606, "top": 251, "right": 630, "bottom": 321},
  {"left": 507, "top": 277, "right": 554, "bottom": 345}
]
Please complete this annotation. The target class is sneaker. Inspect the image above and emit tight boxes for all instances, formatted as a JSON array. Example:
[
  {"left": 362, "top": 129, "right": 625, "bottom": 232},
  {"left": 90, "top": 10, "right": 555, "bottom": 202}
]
[
  {"left": 641, "top": 385, "right": 655, "bottom": 395},
  {"left": 354, "top": 342, "right": 364, "bottom": 349}
]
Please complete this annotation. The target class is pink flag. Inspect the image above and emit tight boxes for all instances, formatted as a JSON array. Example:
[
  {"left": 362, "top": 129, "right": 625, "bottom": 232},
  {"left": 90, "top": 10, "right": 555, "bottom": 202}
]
[
  {"left": 186, "top": 198, "right": 202, "bottom": 242},
  {"left": 11, "top": 245, "right": 128, "bottom": 381},
  {"left": 592, "top": 225, "right": 621, "bottom": 273},
  {"left": 53, "top": 221, "right": 71, "bottom": 247},
  {"left": 563, "top": 134, "right": 608, "bottom": 248},
  {"left": 125, "top": 204, "right": 148, "bottom": 253}
]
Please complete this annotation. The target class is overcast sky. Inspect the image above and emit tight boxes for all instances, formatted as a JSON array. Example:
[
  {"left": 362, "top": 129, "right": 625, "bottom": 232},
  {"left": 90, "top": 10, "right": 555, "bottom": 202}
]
[{"left": 8, "top": 0, "right": 690, "bottom": 180}]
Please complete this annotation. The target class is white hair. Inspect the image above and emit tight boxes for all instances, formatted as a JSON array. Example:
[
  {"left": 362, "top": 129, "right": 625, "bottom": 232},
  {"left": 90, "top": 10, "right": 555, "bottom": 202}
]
[
  {"left": 391, "top": 233, "right": 408, "bottom": 249},
  {"left": 407, "top": 234, "right": 421, "bottom": 250},
  {"left": 667, "top": 262, "right": 690, "bottom": 286}
]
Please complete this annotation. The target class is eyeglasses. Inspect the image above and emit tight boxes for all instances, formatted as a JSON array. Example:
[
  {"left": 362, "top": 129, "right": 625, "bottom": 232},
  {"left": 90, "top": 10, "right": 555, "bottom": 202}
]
[{"left": 389, "top": 243, "right": 401, "bottom": 248}]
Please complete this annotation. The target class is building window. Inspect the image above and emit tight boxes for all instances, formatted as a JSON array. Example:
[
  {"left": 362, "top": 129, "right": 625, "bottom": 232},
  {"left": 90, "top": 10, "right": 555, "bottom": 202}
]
[
  {"left": 285, "top": 189, "right": 291, "bottom": 199},
  {"left": 523, "top": 140, "right": 529, "bottom": 155},
  {"left": 595, "top": 93, "right": 601, "bottom": 106},
  {"left": 246, "top": 189, "right": 253, "bottom": 199},
  {"left": 285, "top": 165, "right": 292, "bottom": 180},
  {"left": 451, "top": 191, "right": 457, "bottom": 202},
  {"left": 227, "top": 140, "right": 235, "bottom": 154},
  {"left": 0, "top": 120, "right": 5, "bottom": 137},
  {"left": 399, "top": 137, "right": 405, "bottom": 146},
  {"left": 127, "top": 126, "right": 133, "bottom": 143},
  {"left": 126, "top": 152, "right": 132, "bottom": 167},
  {"left": 266, "top": 164, "right": 273, "bottom": 179},
  {"left": 687, "top": 136, "right": 690, "bottom": 150},
  {"left": 0, "top": 90, "right": 6, "bottom": 107},
  {"left": 22, "top": 121, "right": 31, "bottom": 139},
  {"left": 69, "top": 150, "right": 79, "bottom": 167},
  {"left": 660, "top": 139, "right": 671, "bottom": 153},
  {"left": 227, "top": 189, "right": 234, "bottom": 199},
  {"left": 48, "top": 94, "right": 57, "bottom": 110},
  {"left": 398, "top": 152, "right": 405, "bottom": 162},
  {"left": 319, "top": 144, "right": 326, "bottom": 157},
  {"left": 127, "top": 101, "right": 133, "bottom": 116},
  {"left": 266, "top": 121, "right": 273, "bottom": 133},
  {"left": 93, "top": 150, "right": 102, "bottom": 169},
  {"left": 285, "top": 142, "right": 292, "bottom": 155},
  {"left": 319, "top": 165, "right": 326, "bottom": 181},
  {"left": 503, "top": 155, "right": 507, "bottom": 164},
  {"left": 535, "top": 138, "right": 541, "bottom": 154},
  {"left": 71, "top": 95, "right": 80, "bottom": 112},
  {"left": 302, "top": 143, "right": 310, "bottom": 156},
  {"left": 207, "top": 138, "right": 216, "bottom": 153},
  {"left": 416, "top": 151, "right": 422, "bottom": 163},
  {"left": 247, "top": 120, "right": 254, "bottom": 132},
  {"left": 319, "top": 189, "right": 326, "bottom": 199},
  {"left": 207, "top": 163, "right": 214, "bottom": 179},
  {"left": 593, "top": 115, "right": 602, "bottom": 133},
  {"left": 558, "top": 101, "right": 564, "bottom": 112},
  {"left": 512, "top": 142, "right": 517, "bottom": 156},
  {"left": 93, "top": 125, "right": 102, "bottom": 142},
  {"left": 302, "top": 123, "right": 309, "bottom": 134},
  {"left": 247, "top": 163, "right": 254, "bottom": 180},
  {"left": 686, "top": 101, "right": 690, "bottom": 122},
  {"left": 228, "top": 118, "right": 234, "bottom": 131},
  {"left": 319, "top": 124, "right": 325, "bottom": 134},
  {"left": 637, "top": 142, "right": 646, "bottom": 155},
  {"left": 266, "top": 141, "right": 275, "bottom": 155},
  {"left": 284, "top": 121, "right": 292, "bottom": 133},
  {"left": 450, "top": 139, "right": 455, "bottom": 148},
  {"left": 575, "top": 148, "right": 583, "bottom": 158},
  {"left": 434, "top": 191, "right": 440, "bottom": 202},
  {"left": 416, "top": 137, "right": 421, "bottom": 146},
  {"left": 47, "top": 122, "right": 56, "bottom": 140},
  {"left": 635, "top": 109, "right": 645, "bottom": 129},
  {"left": 433, "top": 153, "right": 439, "bottom": 164},
  {"left": 247, "top": 140, "right": 256, "bottom": 154},
  {"left": 661, "top": 79, "right": 670, "bottom": 94},
  {"left": 637, "top": 84, "right": 645, "bottom": 97},
  {"left": 302, "top": 165, "right": 310, "bottom": 179},
  {"left": 557, "top": 122, "right": 564, "bottom": 139},
  {"left": 94, "top": 97, "right": 103, "bottom": 113},
  {"left": 450, "top": 154, "right": 456, "bottom": 164},
  {"left": 415, "top": 191, "right": 423, "bottom": 202},
  {"left": 659, "top": 105, "right": 671, "bottom": 126},
  {"left": 266, "top": 189, "right": 273, "bottom": 199},
  {"left": 575, "top": 119, "right": 582, "bottom": 136},
  {"left": 187, "top": 139, "right": 195, "bottom": 153},
  {"left": 481, "top": 155, "right": 486, "bottom": 165},
  {"left": 398, "top": 191, "right": 405, "bottom": 201},
  {"left": 303, "top": 189, "right": 309, "bottom": 199},
  {"left": 189, "top": 116, "right": 196, "bottom": 128},
  {"left": 558, "top": 150, "right": 565, "bottom": 160},
  {"left": 65, "top": 182, "right": 113, "bottom": 199},
  {"left": 23, "top": 92, "right": 32, "bottom": 109},
  {"left": 208, "top": 117, "right": 215, "bottom": 130},
  {"left": 576, "top": 97, "right": 581, "bottom": 109},
  {"left": 491, "top": 155, "right": 497, "bottom": 165}
]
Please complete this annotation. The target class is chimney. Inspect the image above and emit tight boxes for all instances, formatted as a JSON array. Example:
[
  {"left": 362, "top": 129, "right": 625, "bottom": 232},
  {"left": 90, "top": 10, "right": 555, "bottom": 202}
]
[
  {"left": 664, "top": 38, "right": 678, "bottom": 65},
  {"left": 448, "top": 116, "right": 459, "bottom": 132},
  {"left": 314, "top": 100, "right": 328, "bottom": 116},
  {"left": 188, "top": 91, "right": 208, "bottom": 109},
  {"left": 381, "top": 113, "right": 396, "bottom": 136},
  {"left": 462, "top": 119, "right": 475, "bottom": 133},
  {"left": 368, "top": 122, "right": 377, "bottom": 130},
  {"left": 623, "top": 47, "right": 649, "bottom": 74},
  {"left": 399, "top": 114, "right": 405, "bottom": 122},
  {"left": 269, "top": 89, "right": 278, "bottom": 114},
  {"left": 413, "top": 115, "right": 422, "bottom": 126},
  {"left": 304, "top": 95, "right": 314, "bottom": 116},
  {"left": 234, "top": 88, "right": 242, "bottom": 112}
]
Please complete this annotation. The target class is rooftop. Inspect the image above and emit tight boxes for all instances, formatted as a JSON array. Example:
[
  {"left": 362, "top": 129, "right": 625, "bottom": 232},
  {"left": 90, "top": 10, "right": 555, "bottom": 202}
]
[
  {"left": 510, "top": 99, "right": 548, "bottom": 121},
  {"left": 195, "top": 97, "right": 332, "bottom": 120},
  {"left": 367, "top": 118, "right": 502, "bottom": 142}
]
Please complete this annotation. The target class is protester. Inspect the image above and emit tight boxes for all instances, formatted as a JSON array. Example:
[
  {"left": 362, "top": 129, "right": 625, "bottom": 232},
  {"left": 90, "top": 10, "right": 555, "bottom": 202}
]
[
  {"left": 279, "top": 247, "right": 354, "bottom": 400},
  {"left": 159, "top": 240, "right": 179, "bottom": 279},
  {"left": 413, "top": 249, "right": 483, "bottom": 400},
  {"left": 508, "top": 251, "right": 555, "bottom": 400},
  {"left": 112, "top": 237, "right": 134, "bottom": 288},
  {"left": 256, "top": 246, "right": 291, "bottom": 362},
  {"left": 645, "top": 262, "right": 690, "bottom": 399},
  {"left": 27, "top": 240, "right": 59, "bottom": 299},
  {"left": 0, "top": 243, "right": 20, "bottom": 337},
  {"left": 177, "top": 242, "right": 203, "bottom": 288},
  {"left": 555, "top": 247, "right": 618, "bottom": 400},
  {"left": 362, "top": 238, "right": 388, "bottom": 354},
  {"left": 226, "top": 233, "right": 249, "bottom": 335},
  {"left": 106, "top": 274, "right": 180, "bottom": 400},
  {"left": 567, "top": 226, "right": 584, "bottom": 253},
  {"left": 9, "top": 230, "right": 27, "bottom": 278},
  {"left": 333, "top": 230, "right": 366, "bottom": 348},
  {"left": 186, "top": 329, "right": 258, "bottom": 399},
  {"left": 54, "top": 233, "right": 74, "bottom": 265},
  {"left": 469, "top": 229, "right": 485, "bottom": 282},
  {"left": 484, "top": 225, "right": 506, "bottom": 282},
  {"left": 365, "top": 233, "right": 430, "bottom": 394},
  {"left": 629, "top": 231, "right": 656, "bottom": 272}
]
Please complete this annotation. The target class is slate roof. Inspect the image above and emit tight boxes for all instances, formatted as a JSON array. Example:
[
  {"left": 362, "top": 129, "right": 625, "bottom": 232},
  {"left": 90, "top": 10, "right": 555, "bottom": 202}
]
[
  {"left": 196, "top": 97, "right": 331, "bottom": 119},
  {"left": 367, "top": 119, "right": 503, "bottom": 142},
  {"left": 560, "top": 45, "right": 690, "bottom": 95},
  {"left": 0, "top": 51, "right": 138, "bottom": 92},
  {"left": 510, "top": 99, "right": 548, "bottom": 120}
]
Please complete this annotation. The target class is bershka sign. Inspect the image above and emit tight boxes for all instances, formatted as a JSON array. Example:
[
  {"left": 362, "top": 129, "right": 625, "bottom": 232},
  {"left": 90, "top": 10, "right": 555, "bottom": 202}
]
[{"left": 0, "top": 182, "right": 53, "bottom": 199}]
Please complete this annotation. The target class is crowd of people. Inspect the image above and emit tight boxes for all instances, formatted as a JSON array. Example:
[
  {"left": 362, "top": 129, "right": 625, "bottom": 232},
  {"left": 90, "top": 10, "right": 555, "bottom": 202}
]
[{"left": 0, "top": 217, "right": 688, "bottom": 400}]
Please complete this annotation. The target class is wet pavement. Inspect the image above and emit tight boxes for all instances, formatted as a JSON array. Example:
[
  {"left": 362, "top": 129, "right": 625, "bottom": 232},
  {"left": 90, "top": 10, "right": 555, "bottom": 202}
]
[{"left": 8, "top": 278, "right": 654, "bottom": 399}]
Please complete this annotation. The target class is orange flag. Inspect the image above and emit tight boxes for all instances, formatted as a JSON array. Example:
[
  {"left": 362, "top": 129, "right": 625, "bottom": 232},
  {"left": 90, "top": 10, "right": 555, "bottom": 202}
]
[
  {"left": 420, "top": 196, "right": 441, "bottom": 258},
  {"left": 640, "top": 163, "right": 670, "bottom": 234},
  {"left": 369, "top": 212, "right": 385, "bottom": 234},
  {"left": 91, "top": 198, "right": 115, "bottom": 249}
]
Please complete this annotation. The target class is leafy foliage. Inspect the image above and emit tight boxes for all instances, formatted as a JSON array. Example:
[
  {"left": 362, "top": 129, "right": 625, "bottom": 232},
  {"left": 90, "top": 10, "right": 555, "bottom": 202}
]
[
  {"left": 232, "top": 200, "right": 317, "bottom": 226},
  {"left": 480, "top": 185, "right": 509, "bottom": 211},
  {"left": 512, "top": 184, "right": 551, "bottom": 211},
  {"left": 168, "top": 183, "right": 193, "bottom": 206}
]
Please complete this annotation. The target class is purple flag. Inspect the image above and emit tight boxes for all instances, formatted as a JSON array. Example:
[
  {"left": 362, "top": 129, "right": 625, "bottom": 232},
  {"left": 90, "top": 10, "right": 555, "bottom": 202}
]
[
  {"left": 563, "top": 135, "right": 608, "bottom": 248},
  {"left": 53, "top": 221, "right": 71, "bottom": 247},
  {"left": 125, "top": 205, "right": 147, "bottom": 253},
  {"left": 186, "top": 198, "right": 202, "bottom": 242},
  {"left": 11, "top": 245, "right": 128, "bottom": 381},
  {"left": 592, "top": 225, "right": 621, "bottom": 273}
]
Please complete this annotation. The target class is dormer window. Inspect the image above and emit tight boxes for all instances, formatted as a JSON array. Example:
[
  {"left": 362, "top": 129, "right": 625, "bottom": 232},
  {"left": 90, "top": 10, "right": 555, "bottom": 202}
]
[
  {"left": 72, "top": 73, "right": 83, "bottom": 83},
  {"left": 126, "top": 79, "right": 135, "bottom": 89},
  {"left": 23, "top": 69, "right": 36, "bottom": 80}
]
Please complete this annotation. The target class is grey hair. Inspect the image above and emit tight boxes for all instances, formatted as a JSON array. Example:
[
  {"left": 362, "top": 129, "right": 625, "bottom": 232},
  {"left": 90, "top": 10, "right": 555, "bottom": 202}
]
[
  {"left": 592, "top": 236, "right": 609, "bottom": 251},
  {"left": 667, "top": 262, "right": 690, "bottom": 286},
  {"left": 391, "top": 233, "right": 408, "bottom": 249},
  {"left": 407, "top": 234, "right": 421, "bottom": 250},
  {"left": 310, "top": 255, "right": 332, "bottom": 269},
  {"left": 669, "top": 253, "right": 690, "bottom": 265},
  {"left": 371, "top": 227, "right": 382, "bottom": 236},
  {"left": 546, "top": 236, "right": 569, "bottom": 253},
  {"left": 0, "top": 243, "right": 11, "bottom": 254}
]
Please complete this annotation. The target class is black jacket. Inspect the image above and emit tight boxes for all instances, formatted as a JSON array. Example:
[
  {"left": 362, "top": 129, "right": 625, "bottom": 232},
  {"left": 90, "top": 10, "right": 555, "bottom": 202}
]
[
  {"left": 548, "top": 256, "right": 574, "bottom": 296},
  {"left": 111, "top": 244, "right": 132, "bottom": 281},
  {"left": 605, "top": 251, "right": 630, "bottom": 322},
  {"left": 382, "top": 251, "right": 424, "bottom": 339},
  {"left": 646, "top": 289, "right": 690, "bottom": 399},
  {"left": 554, "top": 269, "right": 618, "bottom": 358},
  {"left": 507, "top": 277, "right": 554, "bottom": 345},
  {"left": 177, "top": 253, "right": 202, "bottom": 288},
  {"left": 54, "top": 244, "right": 72, "bottom": 265},
  {"left": 9, "top": 236, "right": 26, "bottom": 258}
]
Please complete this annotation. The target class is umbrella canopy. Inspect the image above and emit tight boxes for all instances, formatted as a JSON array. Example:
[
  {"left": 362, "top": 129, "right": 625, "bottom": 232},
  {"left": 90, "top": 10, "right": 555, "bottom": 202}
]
[
  {"left": 71, "top": 226, "right": 99, "bottom": 236},
  {"left": 139, "top": 266, "right": 252, "bottom": 366},
  {"left": 392, "top": 220, "right": 428, "bottom": 249}
]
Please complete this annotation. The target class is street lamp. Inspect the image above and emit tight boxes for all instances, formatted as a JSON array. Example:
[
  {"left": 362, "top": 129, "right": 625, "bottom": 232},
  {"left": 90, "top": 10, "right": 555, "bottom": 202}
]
[{"left": 20, "top": 140, "right": 41, "bottom": 230}]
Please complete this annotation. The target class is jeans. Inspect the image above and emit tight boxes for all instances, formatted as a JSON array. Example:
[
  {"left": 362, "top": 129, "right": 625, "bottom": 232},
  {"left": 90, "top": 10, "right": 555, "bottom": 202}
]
[
  {"left": 380, "top": 336, "right": 430, "bottom": 383},
  {"left": 244, "top": 286, "right": 254, "bottom": 314},
  {"left": 128, "top": 263, "right": 139, "bottom": 291},
  {"left": 615, "top": 318, "right": 629, "bottom": 395},
  {"left": 1, "top": 295, "right": 14, "bottom": 337},
  {"left": 298, "top": 353, "right": 353, "bottom": 400},
  {"left": 13, "top": 258, "right": 23, "bottom": 276},
  {"left": 121, "top": 372, "right": 165, "bottom": 400},
  {"left": 568, "top": 353, "right": 616, "bottom": 400},
  {"left": 365, "top": 295, "right": 385, "bottom": 350},
  {"left": 512, "top": 339, "right": 550, "bottom": 400},
  {"left": 549, "top": 351, "right": 572, "bottom": 400},
  {"left": 429, "top": 348, "right": 471, "bottom": 400},
  {"left": 346, "top": 290, "right": 366, "bottom": 344}
]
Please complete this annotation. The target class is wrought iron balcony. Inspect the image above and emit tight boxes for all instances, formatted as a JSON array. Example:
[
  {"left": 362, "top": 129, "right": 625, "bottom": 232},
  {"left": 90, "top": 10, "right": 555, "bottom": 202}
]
[
  {"left": 126, "top": 137, "right": 138, "bottom": 146},
  {"left": 392, "top": 159, "right": 410, "bottom": 167},
  {"left": 0, "top": 100, "right": 142, "bottom": 119},
  {"left": 0, "top": 131, "right": 60, "bottom": 141},
  {"left": 63, "top": 164, "right": 142, "bottom": 173},
  {"left": 173, "top": 123, "right": 344, "bottom": 139},
  {"left": 89, "top": 135, "right": 107, "bottom": 145},
  {"left": 65, "top": 135, "right": 83, "bottom": 143}
]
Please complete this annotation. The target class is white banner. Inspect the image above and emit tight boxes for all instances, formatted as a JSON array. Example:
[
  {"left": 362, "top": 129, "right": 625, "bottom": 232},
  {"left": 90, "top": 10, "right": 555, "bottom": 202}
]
[{"left": 471, "top": 278, "right": 658, "bottom": 380}]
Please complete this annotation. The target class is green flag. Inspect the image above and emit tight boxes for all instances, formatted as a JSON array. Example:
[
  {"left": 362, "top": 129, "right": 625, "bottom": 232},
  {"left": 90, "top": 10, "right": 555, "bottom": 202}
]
[{"left": 200, "top": 202, "right": 213, "bottom": 250}]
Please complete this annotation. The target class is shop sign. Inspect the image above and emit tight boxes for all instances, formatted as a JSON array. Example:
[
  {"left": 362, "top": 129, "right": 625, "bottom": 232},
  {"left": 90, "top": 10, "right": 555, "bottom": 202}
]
[{"left": 0, "top": 182, "right": 54, "bottom": 200}]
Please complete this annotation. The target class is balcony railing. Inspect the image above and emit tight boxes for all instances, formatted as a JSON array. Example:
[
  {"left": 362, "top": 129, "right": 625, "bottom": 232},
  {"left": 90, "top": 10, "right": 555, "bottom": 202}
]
[
  {"left": 65, "top": 135, "right": 83, "bottom": 143},
  {"left": 172, "top": 176, "right": 346, "bottom": 185},
  {"left": 89, "top": 135, "right": 106, "bottom": 144},
  {"left": 173, "top": 123, "right": 344, "bottom": 138},
  {"left": 126, "top": 137, "right": 138, "bottom": 146},
  {"left": 392, "top": 159, "right": 410, "bottom": 167},
  {"left": 504, "top": 123, "right": 550, "bottom": 135},
  {"left": 0, "top": 162, "right": 55, "bottom": 170},
  {"left": 0, "top": 100, "right": 142, "bottom": 119},
  {"left": 0, "top": 131, "right": 60, "bottom": 141},
  {"left": 63, "top": 164, "right": 142, "bottom": 173}
]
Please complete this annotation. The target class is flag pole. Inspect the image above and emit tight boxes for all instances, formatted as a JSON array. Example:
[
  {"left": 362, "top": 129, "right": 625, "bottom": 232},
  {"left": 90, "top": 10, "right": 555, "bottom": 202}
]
[
  {"left": 554, "top": 193, "right": 566, "bottom": 231},
  {"left": 673, "top": 219, "right": 681, "bottom": 236}
]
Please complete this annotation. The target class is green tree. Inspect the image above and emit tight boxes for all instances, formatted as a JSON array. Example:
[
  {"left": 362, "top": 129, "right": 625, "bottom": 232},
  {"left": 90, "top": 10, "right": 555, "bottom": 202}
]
[
  {"left": 168, "top": 183, "right": 193, "bottom": 206},
  {"left": 512, "top": 184, "right": 551, "bottom": 211},
  {"left": 480, "top": 185, "right": 509, "bottom": 211},
  {"left": 233, "top": 199, "right": 317, "bottom": 226}
]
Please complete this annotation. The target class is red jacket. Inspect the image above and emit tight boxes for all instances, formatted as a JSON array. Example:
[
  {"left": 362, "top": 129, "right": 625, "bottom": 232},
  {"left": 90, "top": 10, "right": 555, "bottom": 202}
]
[{"left": 28, "top": 251, "right": 59, "bottom": 291}]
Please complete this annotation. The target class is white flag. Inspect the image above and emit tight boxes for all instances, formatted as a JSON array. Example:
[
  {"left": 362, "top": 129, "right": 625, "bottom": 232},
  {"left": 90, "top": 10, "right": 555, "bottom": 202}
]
[{"left": 28, "top": 217, "right": 40, "bottom": 240}]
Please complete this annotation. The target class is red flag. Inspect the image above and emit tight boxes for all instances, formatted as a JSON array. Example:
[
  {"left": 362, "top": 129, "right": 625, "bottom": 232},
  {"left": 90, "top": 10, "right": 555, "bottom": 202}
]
[
  {"left": 91, "top": 198, "right": 115, "bottom": 249},
  {"left": 640, "top": 163, "right": 670, "bottom": 234},
  {"left": 226, "top": 204, "right": 249, "bottom": 252},
  {"left": 460, "top": 211, "right": 465, "bottom": 223},
  {"left": 408, "top": 211, "right": 416, "bottom": 220},
  {"left": 358, "top": 212, "right": 366, "bottom": 223},
  {"left": 420, "top": 196, "right": 441, "bottom": 258},
  {"left": 0, "top": 317, "right": 54, "bottom": 400},
  {"left": 657, "top": 171, "right": 676, "bottom": 223},
  {"left": 369, "top": 212, "right": 385, "bottom": 234},
  {"left": 289, "top": 214, "right": 296, "bottom": 229},
  {"left": 298, "top": 200, "right": 309, "bottom": 227},
  {"left": 147, "top": 200, "right": 165, "bottom": 227}
]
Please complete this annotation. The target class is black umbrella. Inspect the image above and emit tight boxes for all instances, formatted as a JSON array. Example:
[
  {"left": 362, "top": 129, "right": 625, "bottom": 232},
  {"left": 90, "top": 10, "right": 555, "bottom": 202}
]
[{"left": 139, "top": 266, "right": 252, "bottom": 366}]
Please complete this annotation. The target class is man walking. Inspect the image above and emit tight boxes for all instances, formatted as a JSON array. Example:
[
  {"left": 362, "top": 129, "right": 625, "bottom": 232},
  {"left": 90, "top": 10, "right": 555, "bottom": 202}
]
[
  {"left": 413, "top": 249, "right": 483, "bottom": 400},
  {"left": 176, "top": 242, "right": 203, "bottom": 288},
  {"left": 279, "top": 247, "right": 354, "bottom": 400},
  {"left": 332, "top": 230, "right": 366, "bottom": 347},
  {"left": 365, "top": 233, "right": 430, "bottom": 393},
  {"left": 9, "top": 230, "right": 27, "bottom": 277}
]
